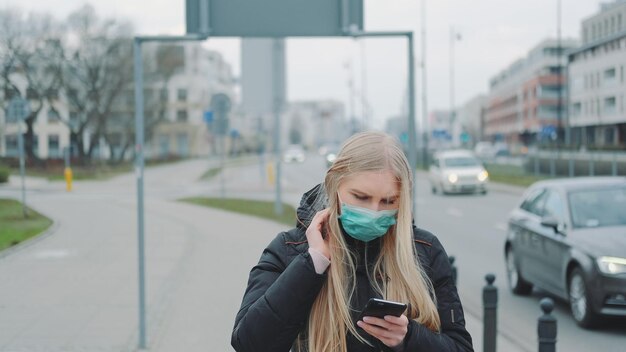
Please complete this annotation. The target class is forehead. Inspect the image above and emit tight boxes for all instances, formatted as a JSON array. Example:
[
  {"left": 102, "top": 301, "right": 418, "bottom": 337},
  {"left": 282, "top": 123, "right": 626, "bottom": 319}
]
[{"left": 340, "top": 170, "right": 400, "bottom": 197}]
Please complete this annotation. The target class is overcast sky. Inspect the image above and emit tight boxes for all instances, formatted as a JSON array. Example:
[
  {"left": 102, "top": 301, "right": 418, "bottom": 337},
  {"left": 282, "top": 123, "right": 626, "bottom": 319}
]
[{"left": 0, "top": 0, "right": 606, "bottom": 128}]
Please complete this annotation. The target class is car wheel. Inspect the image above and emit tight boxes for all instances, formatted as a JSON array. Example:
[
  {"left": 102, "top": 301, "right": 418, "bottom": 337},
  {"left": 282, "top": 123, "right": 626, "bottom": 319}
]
[
  {"left": 506, "top": 248, "right": 532, "bottom": 295},
  {"left": 569, "top": 268, "right": 599, "bottom": 328}
]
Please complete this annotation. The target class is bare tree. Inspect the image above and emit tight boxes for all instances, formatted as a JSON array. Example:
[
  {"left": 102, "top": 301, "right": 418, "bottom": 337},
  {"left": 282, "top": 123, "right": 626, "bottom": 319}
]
[
  {"left": 61, "top": 4, "right": 134, "bottom": 163},
  {"left": 0, "top": 9, "right": 64, "bottom": 162}
]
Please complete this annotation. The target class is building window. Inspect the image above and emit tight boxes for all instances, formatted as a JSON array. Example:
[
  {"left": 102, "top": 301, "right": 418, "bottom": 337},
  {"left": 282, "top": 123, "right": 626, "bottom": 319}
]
[
  {"left": 48, "top": 134, "right": 60, "bottom": 159},
  {"left": 177, "top": 133, "right": 189, "bottom": 157},
  {"left": 571, "top": 102, "right": 582, "bottom": 118},
  {"left": 605, "top": 97, "right": 617, "bottom": 115},
  {"left": 5, "top": 135, "right": 18, "bottom": 157},
  {"left": 159, "top": 135, "right": 169, "bottom": 158},
  {"left": 176, "top": 109, "right": 188, "bottom": 122},
  {"left": 47, "top": 108, "right": 60, "bottom": 123},
  {"left": 177, "top": 88, "right": 187, "bottom": 102},
  {"left": 160, "top": 89, "right": 169, "bottom": 103}
]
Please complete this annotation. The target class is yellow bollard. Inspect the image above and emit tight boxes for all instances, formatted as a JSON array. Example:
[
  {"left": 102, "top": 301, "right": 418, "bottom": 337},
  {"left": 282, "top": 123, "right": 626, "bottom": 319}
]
[
  {"left": 266, "top": 163, "right": 274, "bottom": 186},
  {"left": 64, "top": 167, "right": 73, "bottom": 192}
]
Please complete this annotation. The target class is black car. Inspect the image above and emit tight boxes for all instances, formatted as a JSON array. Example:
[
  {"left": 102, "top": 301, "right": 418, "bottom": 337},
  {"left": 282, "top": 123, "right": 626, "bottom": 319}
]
[{"left": 504, "top": 177, "right": 626, "bottom": 328}]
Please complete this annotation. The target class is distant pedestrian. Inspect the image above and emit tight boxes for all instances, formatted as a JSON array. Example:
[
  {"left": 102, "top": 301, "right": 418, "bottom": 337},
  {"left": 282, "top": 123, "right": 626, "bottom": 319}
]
[{"left": 232, "top": 131, "right": 473, "bottom": 352}]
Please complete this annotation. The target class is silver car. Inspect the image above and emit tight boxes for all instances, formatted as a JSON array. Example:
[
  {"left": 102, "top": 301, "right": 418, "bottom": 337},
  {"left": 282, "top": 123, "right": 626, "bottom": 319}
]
[{"left": 428, "top": 150, "right": 489, "bottom": 195}]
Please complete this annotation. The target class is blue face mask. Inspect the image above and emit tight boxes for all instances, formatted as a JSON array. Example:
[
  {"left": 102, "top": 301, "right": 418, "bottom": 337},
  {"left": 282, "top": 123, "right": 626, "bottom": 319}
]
[{"left": 338, "top": 202, "right": 398, "bottom": 242}]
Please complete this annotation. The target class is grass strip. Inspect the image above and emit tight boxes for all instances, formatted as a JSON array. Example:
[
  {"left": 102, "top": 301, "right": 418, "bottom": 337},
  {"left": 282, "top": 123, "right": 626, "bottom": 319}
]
[
  {"left": 180, "top": 197, "right": 297, "bottom": 226},
  {"left": 0, "top": 199, "right": 53, "bottom": 252}
]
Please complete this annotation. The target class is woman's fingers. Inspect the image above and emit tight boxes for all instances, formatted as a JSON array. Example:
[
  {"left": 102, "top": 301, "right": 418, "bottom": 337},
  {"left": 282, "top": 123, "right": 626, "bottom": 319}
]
[
  {"left": 357, "top": 315, "right": 408, "bottom": 348},
  {"left": 306, "top": 209, "right": 331, "bottom": 258}
]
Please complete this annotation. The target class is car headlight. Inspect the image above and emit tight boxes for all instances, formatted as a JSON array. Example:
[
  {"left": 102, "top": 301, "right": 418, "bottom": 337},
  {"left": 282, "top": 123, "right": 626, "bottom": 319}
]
[
  {"left": 447, "top": 173, "right": 458, "bottom": 183},
  {"left": 597, "top": 256, "right": 626, "bottom": 275},
  {"left": 477, "top": 170, "right": 489, "bottom": 182},
  {"left": 326, "top": 153, "right": 336, "bottom": 163}
]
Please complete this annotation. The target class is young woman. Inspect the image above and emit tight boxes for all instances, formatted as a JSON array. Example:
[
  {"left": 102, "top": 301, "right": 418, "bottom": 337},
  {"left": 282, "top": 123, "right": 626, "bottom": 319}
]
[{"left": 232, "top": 131, "right": 473, "bottom": 352}]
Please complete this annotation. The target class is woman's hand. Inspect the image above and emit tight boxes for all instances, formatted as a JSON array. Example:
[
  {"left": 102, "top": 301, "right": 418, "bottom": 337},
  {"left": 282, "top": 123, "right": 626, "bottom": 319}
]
[
  {"left": 357, "top": 314, "right": 409, "bottom": 349},
  {"left": 306, "top": 209, "right": 331, "bottom": 259}
]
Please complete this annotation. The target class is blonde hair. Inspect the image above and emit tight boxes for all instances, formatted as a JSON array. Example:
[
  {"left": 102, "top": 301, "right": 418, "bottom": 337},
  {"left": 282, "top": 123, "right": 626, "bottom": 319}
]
[{"left": 301, "top": 131, "right": 441, "bottom": 352}]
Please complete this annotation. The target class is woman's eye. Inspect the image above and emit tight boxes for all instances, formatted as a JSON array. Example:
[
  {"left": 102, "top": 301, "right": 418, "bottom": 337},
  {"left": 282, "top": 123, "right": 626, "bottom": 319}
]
[
  {"left": 383, "top": 199, "right": 396, "bottom": 205},
  {"left": 353, "top": 194, "right": 368, "bottom": 201}
]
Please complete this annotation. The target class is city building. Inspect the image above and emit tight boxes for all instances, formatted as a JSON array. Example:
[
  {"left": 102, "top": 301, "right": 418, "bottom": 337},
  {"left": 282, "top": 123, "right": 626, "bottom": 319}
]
[
  {"left": 485, "top": 38, "right": 578, "bottom": 151},
  {"left": 1, "top": 68, "right": 70, "bottom": 161},
  {"left": 143, "top": 42, "right": 236, "bottom": 159},
  {"left": 456, "top": 94, "right": 488, "bottom": 147},
  {"left": 567, "top": 0, "right": 626, "bottom": 148}
]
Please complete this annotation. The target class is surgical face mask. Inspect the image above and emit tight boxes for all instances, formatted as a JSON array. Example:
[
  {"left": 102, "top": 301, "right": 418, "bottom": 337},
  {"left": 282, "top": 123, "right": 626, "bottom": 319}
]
[{"left": 338, "top": 202, "right": 398, "bottom": 242}]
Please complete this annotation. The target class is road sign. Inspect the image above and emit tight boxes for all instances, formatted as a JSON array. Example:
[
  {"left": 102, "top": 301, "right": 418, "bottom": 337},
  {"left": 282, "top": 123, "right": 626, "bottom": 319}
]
[
  {"left": 186, "top": 0, "right": 363, "bottom": 37},
  {"left": 203, "top": 111, "right": 214, "bottom": 124},
  {"left": 210, "top": 93, "right": 231, "bottom": 136},
  {"left": 7, "top": 97, "right": 30, "bottom": 122}
]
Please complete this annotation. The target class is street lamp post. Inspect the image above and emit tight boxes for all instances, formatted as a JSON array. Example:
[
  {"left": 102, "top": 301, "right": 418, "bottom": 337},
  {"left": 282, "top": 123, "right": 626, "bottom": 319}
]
[{"left": 449, "top": 26, "right": 462, "bottom": 146}]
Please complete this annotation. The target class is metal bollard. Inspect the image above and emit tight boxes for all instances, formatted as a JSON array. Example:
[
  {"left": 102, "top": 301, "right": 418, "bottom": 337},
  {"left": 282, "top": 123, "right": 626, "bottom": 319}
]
[
  {"left": 538, "top": 298, "right": 557, "bottom": 352},
  {"left": 449, "top": 256, "right": 457, "bottom": 286},
  {"left": 483, "top": 274, "right": 498, "bottom": 352}
]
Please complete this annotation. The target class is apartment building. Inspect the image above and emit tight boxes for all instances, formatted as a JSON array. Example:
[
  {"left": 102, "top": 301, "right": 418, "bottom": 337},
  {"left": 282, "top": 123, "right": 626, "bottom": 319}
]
[{"left": 568, "top": 0, "right": 626, "bottom": 148}]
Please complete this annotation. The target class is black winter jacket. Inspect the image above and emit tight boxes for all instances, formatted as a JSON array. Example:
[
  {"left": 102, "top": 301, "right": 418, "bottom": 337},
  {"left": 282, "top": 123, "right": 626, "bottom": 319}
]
[{"left": 231, "top": 186, "right": 474, "bottom": 352}]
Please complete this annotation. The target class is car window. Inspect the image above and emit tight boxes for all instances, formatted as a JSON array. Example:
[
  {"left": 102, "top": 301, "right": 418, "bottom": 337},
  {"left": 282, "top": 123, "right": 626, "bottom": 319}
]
[
  {"left": 443, "top": 157, "right": 480, "bottom": 167},
  {"left": 543, "top": 190, "right": 566, "bottom": 222},
  {"left": 568, "top": 186, "right": 626, "bottom": 228},
  {"left": 520, "top": 188, "right": 547, "bottom": 216}
]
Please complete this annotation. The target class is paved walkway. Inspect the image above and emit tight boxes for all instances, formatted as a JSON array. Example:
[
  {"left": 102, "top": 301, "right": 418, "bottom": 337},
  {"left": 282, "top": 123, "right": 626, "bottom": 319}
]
[{"left": 0, "top": 160, "right": 526, "bottom": 351}]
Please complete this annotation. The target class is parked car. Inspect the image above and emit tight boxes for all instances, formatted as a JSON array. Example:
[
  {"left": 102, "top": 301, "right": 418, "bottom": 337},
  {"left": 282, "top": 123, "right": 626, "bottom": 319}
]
[
  {"left": 283, "top": 144, "right": 306, "bottom": 163},
  {"left": 504, "top": 177, "right": 626, "bottom": 328},
  {"left": 428, "top": 150, "right": 489, "bottom": 195}
]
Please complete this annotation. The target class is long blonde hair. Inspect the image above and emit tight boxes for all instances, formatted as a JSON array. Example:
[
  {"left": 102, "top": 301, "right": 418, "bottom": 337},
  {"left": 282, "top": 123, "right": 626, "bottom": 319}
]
[{"left": 302, "top": 131, "right": 441, "bottom": 351}]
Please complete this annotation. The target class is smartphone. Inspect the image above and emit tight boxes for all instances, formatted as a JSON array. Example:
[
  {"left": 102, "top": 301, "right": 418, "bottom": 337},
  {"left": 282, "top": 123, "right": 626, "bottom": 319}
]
[{"left": 357, "top": 298, "right": 407, "bottom": 321}]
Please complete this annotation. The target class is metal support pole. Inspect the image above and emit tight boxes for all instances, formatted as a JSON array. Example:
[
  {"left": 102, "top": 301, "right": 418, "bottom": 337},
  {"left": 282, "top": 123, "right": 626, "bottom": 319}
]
[
  {"left": 420, "top": 0, "right": 429, "bottom": 169},
  {"left": 17, "top": 117, "right": 27, "bottom": 218},
  {"left": 130, "top": 32, "right": 208, "bottom": 350},
  {"left": 273, "top": 38, "right": 284, "bottom": 215},
  {"left": 220, "top": 135, "right": 226, "bottom": 197},
  {"left": 589, "top": 154, "right": 594, "bottom": 176},
  {"left": 482, "top": 274, "right": 497, "bottom": 352},
  {"left": 569, "top": 157, "right": 574, "bottom": 177},
  {"left": 550, "top": 157, "right": 556, "bottom": 177},
  {"left": 407, "top": 32, "right": 417, "bottom": 218},
  {"left": 133, "top": 38, "right": 147, "bottom": 350},
  {"left": 538, "top": 298, "right": 557, "bottom": 352}
]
